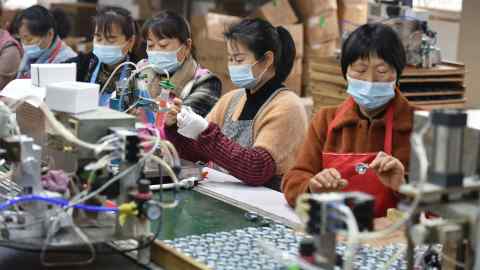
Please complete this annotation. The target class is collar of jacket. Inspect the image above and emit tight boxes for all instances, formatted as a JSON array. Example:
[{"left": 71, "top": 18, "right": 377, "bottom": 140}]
[
  {"left": 330, "top": 88, "right": 414, "bottom": 132},
  {"left": 170, "top": 55, "right": 198, "bottom": 95}
]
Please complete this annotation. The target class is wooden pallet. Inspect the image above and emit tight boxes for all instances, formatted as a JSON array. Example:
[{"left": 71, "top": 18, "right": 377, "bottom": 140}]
[{"left": 307, "top": 57, "right": 466, "bottom": 111}]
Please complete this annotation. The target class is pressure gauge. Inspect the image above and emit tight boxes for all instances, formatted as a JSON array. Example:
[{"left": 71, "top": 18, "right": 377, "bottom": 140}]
[{"left": 143, "top": 200, "right": 162, "bottom": 221}]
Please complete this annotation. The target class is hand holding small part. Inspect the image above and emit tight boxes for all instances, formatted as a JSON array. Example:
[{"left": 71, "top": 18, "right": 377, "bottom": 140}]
[
  {"left": 369, "top": 151, "right": 405, "bottom": 191},
  {"left": 165, "top": 98, "right": 182, "bottom": 127},
  {"left": 309, "top": 168, "right": 348, "bottom": 193},
  {"left": 177, "top": 106, "right": 209, "bottom": 140}
]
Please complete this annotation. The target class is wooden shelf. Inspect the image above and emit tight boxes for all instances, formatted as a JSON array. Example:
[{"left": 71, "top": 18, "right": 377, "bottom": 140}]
[
  {"left": 410, "top": 98, "right": 466, "bottom": 106},
  {"left": 402, "top": 91, "right": 465, "bottom": 97}
]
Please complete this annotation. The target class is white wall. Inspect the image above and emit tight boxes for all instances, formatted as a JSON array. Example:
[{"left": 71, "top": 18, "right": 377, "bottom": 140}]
[
  {"left": 429, "top": 19, "right": 460, "bottom": 62},
  {"left": 458, "top": 0, "right": 480, "bottom": 108}
]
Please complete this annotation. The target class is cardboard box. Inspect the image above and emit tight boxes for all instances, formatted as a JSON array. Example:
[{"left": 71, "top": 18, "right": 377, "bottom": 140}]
[
  {"left": 255, "top": 0, "right": 298, "bottom": 26},
  {"left": 192, "top": 13, "right": 242, "bottom": 42},
  {"left": 31, "top": 64, "right": 77, "bottom": 88},
  {"left": 304, "top": 9, "right": 340, "bottom": 48},
  {"left": 291, "top": 0, "right": 337, "bottom": 20},
  {"left": 283, "top": 24, "right": 304, "bottom": 58},
  {"left": 338, "top": 0, "right": 368, "bottom": 35},
  {"left": 192, "top": 13, "right": 242, "bottom": 92},
  {"left": 302, "top": 41, "right": 338, "bottom": 83},
  {"left": 285, "top": 57, "right": 303, "bottom": 96},
  {"left": 46, "top": 82, "right": 99, "bottom": 114}
]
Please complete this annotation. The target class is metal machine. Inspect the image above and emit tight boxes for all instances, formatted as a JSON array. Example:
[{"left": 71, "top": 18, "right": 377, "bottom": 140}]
[
  {"left": 293, "top": 109, "right": 480, "bottom": 270},
  {"left": 368, "top": 0, "right": 442, "bottom": 68},
  {"left": 399, "top": 109, "right": 480, "bottom": 270},
  {"left": 0, "top": 99, "right": 182, "bottom": 267}
]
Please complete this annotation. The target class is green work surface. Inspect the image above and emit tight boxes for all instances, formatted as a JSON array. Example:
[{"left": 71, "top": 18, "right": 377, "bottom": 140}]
[{"left": 155, "top": 190, "right": 265, "bottom": 240}]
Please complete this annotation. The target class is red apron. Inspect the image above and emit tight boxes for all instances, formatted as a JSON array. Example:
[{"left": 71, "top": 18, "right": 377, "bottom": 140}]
[{"left": 322, "top": 98, "right": 397, "bottom": 217}]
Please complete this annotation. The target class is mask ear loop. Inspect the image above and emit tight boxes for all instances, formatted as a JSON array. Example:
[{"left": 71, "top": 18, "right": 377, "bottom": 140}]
[{"left": 251, "top": 54, "right": 271, "bottom": 84}]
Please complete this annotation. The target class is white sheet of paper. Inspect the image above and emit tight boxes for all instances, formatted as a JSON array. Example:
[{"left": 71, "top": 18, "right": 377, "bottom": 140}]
[
  {"left": 1, "top": 79, "right": 46, "bottom": 107},
  {"left": 196, "top": 168, "right": 301, "bottom": 227}
]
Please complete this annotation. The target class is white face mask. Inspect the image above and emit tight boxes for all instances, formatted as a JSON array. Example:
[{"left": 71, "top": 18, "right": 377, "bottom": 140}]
[
  {"left": 93, "top": 43, "right": 126, "bottom": 65},
  {"left": 147, "top": 46, "right": 183, "bottom": 74},
  {"left": 346, "top": 76, "right": 396, "bottom": 110},
  {"left": 22, "top": 42, "right": 46, "bottom": 58},
  {"left": 228, "top": 60, "right": 268, "bottom": 89}
]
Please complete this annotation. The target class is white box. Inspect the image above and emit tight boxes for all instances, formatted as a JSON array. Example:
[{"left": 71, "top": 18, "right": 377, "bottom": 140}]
[
  {"left": 46, "top": 82, "right": 99, "bottom": 114},
  {"left": 31, "top": 63, "right": 76, "bottom": 88}
]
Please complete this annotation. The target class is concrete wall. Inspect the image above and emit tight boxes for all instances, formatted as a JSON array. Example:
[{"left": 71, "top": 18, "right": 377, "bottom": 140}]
[{"left": 458, "top": 0, "right": 480, "bottom": 108}]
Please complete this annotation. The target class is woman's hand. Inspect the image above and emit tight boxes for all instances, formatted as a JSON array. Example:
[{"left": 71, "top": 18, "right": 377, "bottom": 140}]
[
  {"left": 370, "top": 152, "right": 405, "bottom": 191},
  {"left": 177, "top": 106, "right": 209, "bottom": 140},
  {"left": 309, "top": 168, "right": 348, "bottom": 193},
  {"left": 165, "top": 98, "right": 182, "bottom": 127}
]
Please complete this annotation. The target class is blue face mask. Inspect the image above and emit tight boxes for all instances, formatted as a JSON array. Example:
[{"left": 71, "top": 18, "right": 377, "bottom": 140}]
[
  {"left": 346, "top": 76, "right": 396, "bottom": 110},
  {"left": 93, "top": 43, "right": 126, "bottom": 65},
  {"left": 22, "top": 43, "right": 46, "bottom": 59},
  {"left": 228, "top": 61, "right": 267, "bottom": 89},
  {"left": 147, "top": 46, "right": 183, "bottom": 74}
]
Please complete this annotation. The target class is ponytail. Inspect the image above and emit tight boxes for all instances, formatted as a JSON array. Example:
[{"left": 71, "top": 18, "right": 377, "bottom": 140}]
[{"left": 274, "top": 26, "right": 295, "bottom": 82}]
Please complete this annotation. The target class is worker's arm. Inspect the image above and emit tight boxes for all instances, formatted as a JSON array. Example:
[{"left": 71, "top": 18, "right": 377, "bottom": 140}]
[
  {"left": 0, "top": 46, "right": 21, "bottom": 89},
  {"left": 281, "top": 109, "right": 330, "bottom": 206}
]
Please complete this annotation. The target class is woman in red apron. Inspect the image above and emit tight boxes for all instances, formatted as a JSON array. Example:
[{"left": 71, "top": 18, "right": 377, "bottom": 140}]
[{"left": 282, "top": 23, "right": 415, "bottom": 217}]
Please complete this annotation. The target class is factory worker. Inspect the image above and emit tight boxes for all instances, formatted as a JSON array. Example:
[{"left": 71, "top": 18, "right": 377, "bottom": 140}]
[
  {"left": 135, "top": 11, "right": 221, "bottom": 124},
  {"left": 16, "top": 5, "right": 77, "bottom": 79},
  {"left": 66, "top": 6, "right": 138, "bottom": 108},
  {"left": 164, "top": 18, "right": 308, "bottom": 190},
  {"left": 282, "top": 23, "right": 416, "bottom": 217}
]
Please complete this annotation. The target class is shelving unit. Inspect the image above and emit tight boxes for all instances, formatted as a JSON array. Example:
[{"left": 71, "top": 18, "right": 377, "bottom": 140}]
[{"left": 307, "top": 56, "right": 466, "bottom": 112}]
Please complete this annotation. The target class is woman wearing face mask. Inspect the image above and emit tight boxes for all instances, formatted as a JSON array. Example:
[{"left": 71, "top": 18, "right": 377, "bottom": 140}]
[
  {"left": 164, "top": 18, "right": 308, "bottom": 190},
  {"left": 282, "top": 23, "right": 415, "bottom": 217},
  {"left": 16, "top": 5, "right": 77, "bottom": 79},
  {"left": 66, "top": 6, "right": 138, "bottom": 107},
  {"left": 136, "top": 11, "right": 221, "bottom": 122},
  {"left": 0, "top": 2, "right": 22, "bottom": 89}
]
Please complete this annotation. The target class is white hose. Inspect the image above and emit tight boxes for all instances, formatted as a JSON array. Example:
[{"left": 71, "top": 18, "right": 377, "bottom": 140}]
[
  {"left": 336, "top": 204, "right": 360, "bottom": 270},
  {"left": 99, "top": 61, "right": 137, "bottom": 95},
  {"left": 357, "top": 118, "right": 431, "bottom": 241}
]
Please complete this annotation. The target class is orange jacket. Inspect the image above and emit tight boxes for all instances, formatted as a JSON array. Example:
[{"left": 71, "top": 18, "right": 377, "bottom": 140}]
[{"left": 282, "top": 90, "right": 415, "bottom": 207}]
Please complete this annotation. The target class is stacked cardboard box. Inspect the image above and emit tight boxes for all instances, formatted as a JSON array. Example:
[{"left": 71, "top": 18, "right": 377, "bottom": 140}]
[
  {"left": 255, "top": 0, "right": 304, "bottom": 96},
  {"left": 192, "top": 0, "right": 305, "bottom": 96},
  {"left": 292, "top": 0, "right": 339, "bottom": 52},
  {"left": 337, "top": 0, "right": 369, "bottom": 40},
  {"left": 255, "top": 0, "right": 298, "bottom": 26}
]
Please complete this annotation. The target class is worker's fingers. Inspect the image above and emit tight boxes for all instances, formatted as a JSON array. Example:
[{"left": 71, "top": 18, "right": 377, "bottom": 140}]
[
  {"left": 321, "top": 170, "right": 337, "bottom": 188},
  {"left": 328, "top": 168, "right": 342, "bottom": 180},
  {"left": 309, "top": 177, "right": 325, "bottom": 192},
  {"left": 172, "top": 98, "right": 183, "bottom": 106},
  {"left": 370, "top": 151, "right": 387, "bottom": 170},
  {"left": 377, "top": 156, "right": 392, "bottom": 172},
  {"left": 382, "top": 159, "right": 400, "bottom": 172},
  {"left": 338, "top": 179, "right": 348, "bottom": 189}
]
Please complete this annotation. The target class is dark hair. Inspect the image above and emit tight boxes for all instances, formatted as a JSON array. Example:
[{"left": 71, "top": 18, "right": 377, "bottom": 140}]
[
  {"left": 18, "top": 5, "right": 57, "bottom": 37},
  {"left": 341, "top": 23, "right": 406, "bottom": 81},
  {"left": 94, "top": 6, "right": 137, "bottom": 40},
  {"left": 51, "top": 8, "right": 71, "bottom": 39},
  {"left": 7, "top": 11, "right": 21, "bottom": 39},
  {"left": 142, "top": 11, "right": 191, "bottom": 44},
  {"left": 224, "top": 18, "right": 296, "bottom": 83}
]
